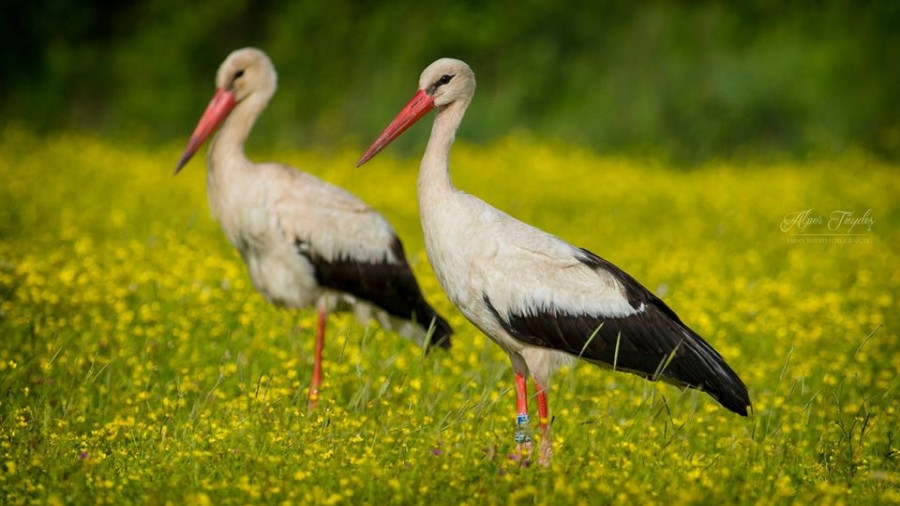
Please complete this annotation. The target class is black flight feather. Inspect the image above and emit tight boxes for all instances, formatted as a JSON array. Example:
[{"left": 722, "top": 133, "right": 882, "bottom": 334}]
[
  {"left": 295, "top": 235, "right": 452, "bottom": 350},
  {"left": 484, "top": 247, "right": 750, "bottom": 416}
]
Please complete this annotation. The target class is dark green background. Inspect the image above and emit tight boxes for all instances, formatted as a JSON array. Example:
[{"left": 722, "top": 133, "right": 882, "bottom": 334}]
[{"left": 3, "top": 0, "right": 898, "bottom": 161}]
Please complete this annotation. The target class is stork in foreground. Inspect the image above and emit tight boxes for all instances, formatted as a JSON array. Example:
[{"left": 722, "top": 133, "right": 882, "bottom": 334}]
[
  {"left": 175, "top": 48, "right": 452, "bottom": 410},
  {"left": 357, "top": 58, "right": 751, "bottom": 466}
]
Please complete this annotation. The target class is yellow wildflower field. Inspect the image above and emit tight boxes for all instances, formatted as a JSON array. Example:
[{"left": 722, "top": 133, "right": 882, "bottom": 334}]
[{"left": 0, "top": 128, "right": 897, "bottom": 504}]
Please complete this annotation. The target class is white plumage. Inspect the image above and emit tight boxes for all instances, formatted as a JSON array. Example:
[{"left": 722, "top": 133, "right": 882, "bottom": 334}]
[
  {"left": 359, "top": 58, "right": 750, "bottom": 466},
  {"left": 209, "top": 160, "right": 398, "bottom": 308},
  {"left": 176, "top": 48, "right": 452, "bottom": 409}
]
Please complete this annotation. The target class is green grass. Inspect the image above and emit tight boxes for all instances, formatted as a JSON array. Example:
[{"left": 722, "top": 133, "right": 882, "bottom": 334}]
[{"left": 1, "top": 128, "right": 898, "bottom": 504}]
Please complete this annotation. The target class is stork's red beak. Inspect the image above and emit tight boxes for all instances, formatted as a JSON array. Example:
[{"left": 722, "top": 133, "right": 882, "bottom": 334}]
[
  {"left": 174, "top": 88, "right": 236, "bottom": 174},
  {"left": 356, "top": 89, "right": 435, "bottom": 167}
]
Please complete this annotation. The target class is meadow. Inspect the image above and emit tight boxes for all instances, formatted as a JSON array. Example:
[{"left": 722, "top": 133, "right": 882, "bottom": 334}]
[{"left": 0, "top": 128, "right": 898, "bottom": 504}]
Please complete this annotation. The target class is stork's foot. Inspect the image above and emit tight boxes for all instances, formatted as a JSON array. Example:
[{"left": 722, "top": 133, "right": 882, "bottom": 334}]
[
  {"left": 537, "top": 423, "right": 553, "bottom": 468},
  {"left": 307, "top": 387, "right": 319, "bottom": 411},
  {"left": 510, "top": 441, "right": 533, "bottom": 467},
  {"left": 537, "top": 438, "right": 553, "bottom": 468}
]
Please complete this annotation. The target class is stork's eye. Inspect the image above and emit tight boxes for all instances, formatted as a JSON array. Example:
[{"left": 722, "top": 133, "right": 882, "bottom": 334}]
[
  {"left": 234, "top": 69, "right": 245, "bottom": 79},
  {"left": 428, "top": 74, "right": 453, "bottom": 95},
  {"left": 428, "top": 74, "right": 455, "bottom": 95}
]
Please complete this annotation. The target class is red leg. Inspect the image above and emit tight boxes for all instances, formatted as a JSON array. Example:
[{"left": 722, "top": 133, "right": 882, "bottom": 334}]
[
  {"left": 513, "top": 372, "right": 533, "bottom": 462},
  {"left": 308, "top": 305, "right": 326, "bottom": 410},
  {"left": 536, "top": 383, "right": 552, "bottom": 467},
  {"left": 516, "top": 372, "right": 529, "bottom": 418}
]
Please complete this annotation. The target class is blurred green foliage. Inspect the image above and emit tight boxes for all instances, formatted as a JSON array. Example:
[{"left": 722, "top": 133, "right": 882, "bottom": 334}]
[{"left": 2, "top": 0, "right": 898, "bottom": 161}]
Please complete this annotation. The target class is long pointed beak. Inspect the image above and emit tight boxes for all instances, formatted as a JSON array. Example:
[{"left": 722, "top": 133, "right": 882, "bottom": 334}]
[
  {"left": 174, "top": 88, "right": 236, "bottom": 175},
  {"left": 356, "top": 89, "right": 435, "bottom": 167}
]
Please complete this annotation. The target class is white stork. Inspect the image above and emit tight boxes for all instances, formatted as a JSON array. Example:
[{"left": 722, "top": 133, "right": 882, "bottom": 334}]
[
  {"left": 357, "top": 58, "right": 751, "bottom": 466},
  {"left": 174, "top": 48, "right": 452, "bottom": 409}
]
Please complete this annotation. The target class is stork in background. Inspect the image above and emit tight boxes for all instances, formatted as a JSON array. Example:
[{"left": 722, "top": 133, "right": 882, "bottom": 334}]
[
  {"left": 357, "top": 58, "right": 751, "bottom": 466},
  {"left": 175, "top": 48, "right": 452, "bottom": 410}
]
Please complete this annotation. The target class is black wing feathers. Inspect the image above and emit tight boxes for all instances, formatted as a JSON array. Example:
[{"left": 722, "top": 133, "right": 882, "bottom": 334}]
[
  {"left": 296, "top": 236, "right": 452, "bottom": 350},
  {"left": 485, "top": 247, "right": 751, "bottom": 416}
]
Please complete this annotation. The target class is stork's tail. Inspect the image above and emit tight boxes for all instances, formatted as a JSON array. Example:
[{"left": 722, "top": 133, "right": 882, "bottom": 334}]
[
  {"left": 415, "top": 304, "right": 453, "bottom": 351},
  {"left": 667, "top": 332, "right": 752, "bottom": 416}
]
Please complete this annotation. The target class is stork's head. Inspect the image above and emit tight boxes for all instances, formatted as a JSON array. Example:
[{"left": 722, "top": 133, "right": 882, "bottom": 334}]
[
  {"left": 215, "top": 47, "right": 277, "bottom": 104},
  {"left": 357, "top": 58, "right": 475, "bottom": 167},
  {"left": 174, "top": 47, "right": 278, "bottom": 174},
  {"left": 418, "top": 58, "right": 476, "bottom": 109}
]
